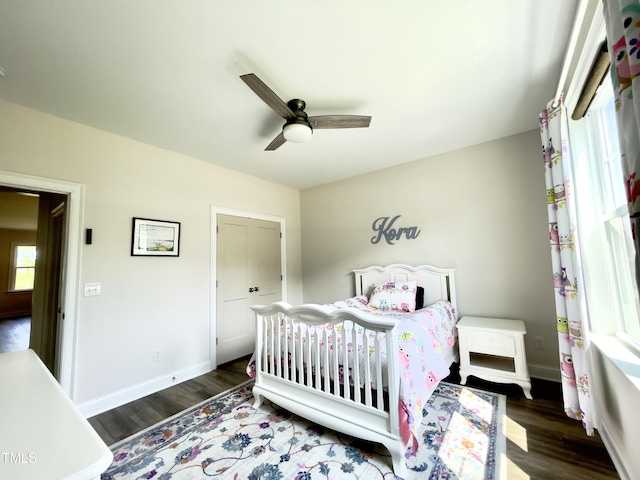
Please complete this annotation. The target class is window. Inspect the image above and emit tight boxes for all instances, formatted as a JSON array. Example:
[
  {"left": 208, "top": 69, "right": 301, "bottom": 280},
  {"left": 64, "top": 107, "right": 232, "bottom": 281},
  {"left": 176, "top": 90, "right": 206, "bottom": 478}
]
[
  {"left": 9, "top": 244, "right": 36, "bottom": 292},
  {"left": 579, "top": 80, "right": 640, "bottom": 352}
]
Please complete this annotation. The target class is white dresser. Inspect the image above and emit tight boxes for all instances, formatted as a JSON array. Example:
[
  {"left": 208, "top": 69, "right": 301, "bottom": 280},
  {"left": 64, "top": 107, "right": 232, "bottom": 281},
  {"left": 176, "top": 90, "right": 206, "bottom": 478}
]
[
  {"left": 456, "top": 316, "right": 532, "bottom": 399},
  {"left": 0, "top": 349, "right": 113, "bottom": 479}
]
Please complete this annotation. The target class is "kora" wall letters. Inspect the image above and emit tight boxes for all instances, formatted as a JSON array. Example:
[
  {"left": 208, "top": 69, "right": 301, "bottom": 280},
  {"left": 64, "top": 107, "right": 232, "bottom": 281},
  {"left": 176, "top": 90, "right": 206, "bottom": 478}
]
[{"left": 370, "top": 215, "right": 421, "bottom": 245}]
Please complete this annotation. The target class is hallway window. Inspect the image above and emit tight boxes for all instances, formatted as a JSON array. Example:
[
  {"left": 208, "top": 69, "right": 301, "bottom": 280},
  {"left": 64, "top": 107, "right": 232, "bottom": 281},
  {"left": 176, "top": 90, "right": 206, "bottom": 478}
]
[{"left": 9, "top": 244, "right": 36, "bottom": 291}]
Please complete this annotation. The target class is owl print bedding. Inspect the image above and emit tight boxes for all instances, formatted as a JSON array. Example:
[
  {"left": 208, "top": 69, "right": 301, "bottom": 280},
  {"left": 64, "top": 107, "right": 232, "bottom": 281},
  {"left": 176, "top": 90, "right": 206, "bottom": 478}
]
[
  {"left": 247, "top": 295, "right": 458, "bottom": 447},
  {"left": 327, "top": 295, "right": 458, "bottom": 444}
]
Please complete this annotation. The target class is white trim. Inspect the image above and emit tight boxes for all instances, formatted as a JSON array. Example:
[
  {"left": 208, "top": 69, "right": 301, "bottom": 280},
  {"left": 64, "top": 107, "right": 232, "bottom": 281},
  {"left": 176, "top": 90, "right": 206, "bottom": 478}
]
[
  {"left": 209, "top": 206, "right": 287, "bottom": 371},
  {"left": 563, "top": 1, "right": 607, "bottom": 115},
  {"left": 77, "top": 361, "right": 211, "bottom": 418},
  {"left": 528, "top": 363, "right": 561, "bottom": 382},
  {"left": 554, "top": 0, "right": 593, "bottom": 104},
  {"left": 0, "top": 170, "right": 84, "bottom": 399},
  {"left": 597, "top": 415, "right": 633, "bottom": 480}
]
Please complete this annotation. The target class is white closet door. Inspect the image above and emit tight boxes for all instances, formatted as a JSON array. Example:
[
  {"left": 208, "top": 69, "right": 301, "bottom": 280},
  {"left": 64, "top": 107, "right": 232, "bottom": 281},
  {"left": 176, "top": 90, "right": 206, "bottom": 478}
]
[
  {"left": 251, "top": 220, "right": 282, "bottom": 305},
  {"left": 216, "top": 215, "right": 281, "bottom": 364}
]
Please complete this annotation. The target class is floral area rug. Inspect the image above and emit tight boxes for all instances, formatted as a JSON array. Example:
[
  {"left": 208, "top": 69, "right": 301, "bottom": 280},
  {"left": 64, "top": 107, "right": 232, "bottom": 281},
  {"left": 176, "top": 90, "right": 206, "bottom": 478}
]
[{"left": 102, "top": 380, "right": 505, "bottom": 480}]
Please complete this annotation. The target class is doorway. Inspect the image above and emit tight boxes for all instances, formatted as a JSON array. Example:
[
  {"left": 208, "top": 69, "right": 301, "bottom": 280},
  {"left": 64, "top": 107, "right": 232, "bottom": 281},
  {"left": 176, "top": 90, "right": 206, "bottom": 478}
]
[
  {"left": 0, "top": 188, "right": 38, "bottom": 352},
  {"left": 0, "top": 188, "right": 67, "bottom": 371},
  {"left": 210, "top": 207, "right": 286, "bottom": 369},
  {"left": 0, "top": 170, "right": 83, "bottom": 398}
]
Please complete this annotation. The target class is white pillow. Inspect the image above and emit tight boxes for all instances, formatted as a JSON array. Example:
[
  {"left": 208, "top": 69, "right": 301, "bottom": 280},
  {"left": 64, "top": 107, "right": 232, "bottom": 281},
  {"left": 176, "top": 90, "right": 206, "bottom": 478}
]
[{"left": 367, "top": 281, "right": 417, "bottom": 312}]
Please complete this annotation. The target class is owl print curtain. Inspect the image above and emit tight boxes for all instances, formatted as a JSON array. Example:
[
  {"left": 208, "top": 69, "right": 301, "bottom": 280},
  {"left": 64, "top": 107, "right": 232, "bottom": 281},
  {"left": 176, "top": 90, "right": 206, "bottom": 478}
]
[
  {"left": 539, "top": 100, "right": 593, "bottom": 434},
  {"left": 603, "top": 0, "right": 640, "bottom": 293}
]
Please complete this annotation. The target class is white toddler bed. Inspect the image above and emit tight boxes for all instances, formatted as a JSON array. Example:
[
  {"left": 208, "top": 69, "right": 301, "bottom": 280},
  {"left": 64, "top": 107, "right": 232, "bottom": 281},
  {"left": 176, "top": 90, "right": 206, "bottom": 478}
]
[{"left": 247, "top": 264, "right": 458, "bottom": 478}]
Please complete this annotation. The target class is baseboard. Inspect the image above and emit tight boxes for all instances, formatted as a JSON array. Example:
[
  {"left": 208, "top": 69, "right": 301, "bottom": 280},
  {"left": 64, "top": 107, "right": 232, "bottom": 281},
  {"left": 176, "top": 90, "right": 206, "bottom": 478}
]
[
  {"left": 597, "top": 415, "right": 632, "bottom": 480},
  {"left": 77, "top": 361, "right": 560, "bottom": 419},
  {"left": 77, "top": 361, "right": 212, "bottom": 418},
  {"left": 0, "top": 310, "right": 31, "bottom": 319},
  {"left": 528, "top": 363, "right": 561, "bottom": 382}
]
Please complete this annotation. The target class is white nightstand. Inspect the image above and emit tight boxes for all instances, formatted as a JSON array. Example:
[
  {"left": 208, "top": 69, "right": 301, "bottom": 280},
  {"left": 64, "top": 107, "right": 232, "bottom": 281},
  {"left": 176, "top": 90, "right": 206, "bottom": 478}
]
[{"left": 456, "top": 316, "right": 532, "bottom": 399}]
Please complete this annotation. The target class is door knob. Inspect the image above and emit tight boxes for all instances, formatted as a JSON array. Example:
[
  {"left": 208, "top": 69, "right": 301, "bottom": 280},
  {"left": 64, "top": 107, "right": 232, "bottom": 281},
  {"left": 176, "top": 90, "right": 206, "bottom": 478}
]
[
  {"left": 249, "top": 287, "right": 254, "bottom": 292},
  {"left": 255, "top": 286, "right": 260, "bottom": 292}
]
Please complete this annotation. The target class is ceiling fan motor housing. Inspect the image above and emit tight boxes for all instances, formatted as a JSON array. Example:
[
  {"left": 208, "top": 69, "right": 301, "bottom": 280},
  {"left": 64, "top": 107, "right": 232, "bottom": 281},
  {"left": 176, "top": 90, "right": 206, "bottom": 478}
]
[
  {"left": 285, "top": 99, "right": 312, "bottom": 128},
  {"left": 283, "top": 98, "right": 313, "bottom": 142}
]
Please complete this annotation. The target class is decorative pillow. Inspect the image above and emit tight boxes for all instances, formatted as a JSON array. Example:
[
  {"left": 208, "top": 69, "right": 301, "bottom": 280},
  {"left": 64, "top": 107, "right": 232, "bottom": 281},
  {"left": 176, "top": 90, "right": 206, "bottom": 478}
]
[
  {"left": 367, "top": 281, "right": 417, "bottom": 312},
  {"left": 416, "top": 286, "right": 425, "bottom": 310}
]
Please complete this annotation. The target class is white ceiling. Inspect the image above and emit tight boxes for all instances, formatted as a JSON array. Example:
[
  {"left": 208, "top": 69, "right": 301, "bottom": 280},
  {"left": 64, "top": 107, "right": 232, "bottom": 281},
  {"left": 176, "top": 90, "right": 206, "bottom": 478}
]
[{"left": 0, "top": 1, "right": 577, "bottom": 189}]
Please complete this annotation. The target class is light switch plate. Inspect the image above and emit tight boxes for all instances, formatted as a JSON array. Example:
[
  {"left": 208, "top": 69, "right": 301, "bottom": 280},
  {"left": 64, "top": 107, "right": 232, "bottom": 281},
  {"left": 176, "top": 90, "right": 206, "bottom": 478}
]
[{"left": 84, "top": 283, "right": 101, "bottom": 296}]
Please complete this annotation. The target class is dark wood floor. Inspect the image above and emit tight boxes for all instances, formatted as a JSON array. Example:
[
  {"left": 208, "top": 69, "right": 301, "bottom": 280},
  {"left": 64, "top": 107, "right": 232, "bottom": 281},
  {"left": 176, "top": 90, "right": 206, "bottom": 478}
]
[
  {"left": 0, "top": 316, "right": 30, "bottom": 353},
  {"left": 88, "top": 356, "right": 251, "bottom": 446},
  {"left": 443, "top": 367, "right": 620, "bottom": 480},
  {"left": 88, "top": 358, "right": 620, "bottom": 480}
]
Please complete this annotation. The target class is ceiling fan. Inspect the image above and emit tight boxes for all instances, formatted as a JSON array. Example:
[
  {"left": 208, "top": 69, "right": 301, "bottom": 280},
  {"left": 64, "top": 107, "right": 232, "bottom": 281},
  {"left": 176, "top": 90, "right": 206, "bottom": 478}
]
[{"left": 240, "top": 73, "right": 372, "bottom": 151}]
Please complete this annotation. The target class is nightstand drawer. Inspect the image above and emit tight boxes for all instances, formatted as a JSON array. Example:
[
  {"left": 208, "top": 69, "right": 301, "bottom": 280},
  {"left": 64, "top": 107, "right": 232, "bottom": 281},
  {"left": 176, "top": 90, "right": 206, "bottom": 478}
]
[{"left": 466, "top": 330, "right": 516, "bottom": 357}]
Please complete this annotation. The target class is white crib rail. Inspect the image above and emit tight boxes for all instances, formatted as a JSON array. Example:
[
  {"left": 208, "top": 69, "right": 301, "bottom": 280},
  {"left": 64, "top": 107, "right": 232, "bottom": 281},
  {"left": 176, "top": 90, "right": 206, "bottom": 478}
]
[{"left": 251, "top": 302, "right": 400, "bottom": 425}]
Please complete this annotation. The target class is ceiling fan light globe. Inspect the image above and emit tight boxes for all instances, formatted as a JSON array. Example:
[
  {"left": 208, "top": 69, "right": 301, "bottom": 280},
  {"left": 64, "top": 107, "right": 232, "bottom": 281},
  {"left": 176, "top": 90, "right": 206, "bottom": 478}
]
[{"left": 283, "top": 123, "right": 312, "bottom": 143}]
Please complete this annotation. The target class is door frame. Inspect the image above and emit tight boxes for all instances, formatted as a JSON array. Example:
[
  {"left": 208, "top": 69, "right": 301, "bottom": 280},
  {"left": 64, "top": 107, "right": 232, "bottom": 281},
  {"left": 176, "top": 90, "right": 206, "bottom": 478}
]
[
  {"left": 210, "top": 206, "right": 286, "bottom": 370},
  {"left": 50, "top": 201, "right": 67, "bottom": 377},
  {"left": 0, "top": 170, "right": 84, "bottom": 398}
]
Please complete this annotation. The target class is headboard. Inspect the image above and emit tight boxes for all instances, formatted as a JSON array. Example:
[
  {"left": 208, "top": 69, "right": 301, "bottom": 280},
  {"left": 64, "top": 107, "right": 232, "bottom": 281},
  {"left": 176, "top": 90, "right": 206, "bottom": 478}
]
[{"left": 353, "top": 264, "right": 457, "bottom": 313}]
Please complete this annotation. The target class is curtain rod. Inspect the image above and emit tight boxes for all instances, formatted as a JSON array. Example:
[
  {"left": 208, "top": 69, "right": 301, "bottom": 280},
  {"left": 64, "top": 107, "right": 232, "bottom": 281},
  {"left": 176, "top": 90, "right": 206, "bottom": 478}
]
[
  {"left": 553, "top": 0, "right": 590, "bottom": 107},
  {"left": 571, "top": 41, "right": 609, "bottom": 119}
]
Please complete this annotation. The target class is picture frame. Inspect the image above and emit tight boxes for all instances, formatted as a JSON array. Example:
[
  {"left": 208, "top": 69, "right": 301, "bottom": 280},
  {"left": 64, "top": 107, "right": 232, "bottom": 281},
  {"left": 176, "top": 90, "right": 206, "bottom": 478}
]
[{"left": 131, "top": 217, "right": 181, "bottom": 257}]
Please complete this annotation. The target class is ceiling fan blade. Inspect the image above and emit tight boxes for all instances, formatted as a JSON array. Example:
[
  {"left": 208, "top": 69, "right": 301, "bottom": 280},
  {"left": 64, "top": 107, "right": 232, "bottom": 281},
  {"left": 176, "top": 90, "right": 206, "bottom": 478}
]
[
  {"left": 308, "top": 115, "right": 371, "bottom": 129},
  {"left": 240, "top": 73, "right": 295, "bottom": 119},
  {"left": 265, "top": 131, "right": 286, "bottom": 151}
]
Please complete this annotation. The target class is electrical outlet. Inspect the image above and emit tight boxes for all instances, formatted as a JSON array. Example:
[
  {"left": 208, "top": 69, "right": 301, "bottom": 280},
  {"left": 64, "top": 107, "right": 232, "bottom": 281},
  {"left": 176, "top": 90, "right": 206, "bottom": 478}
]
[
  {"left": 153, "top": 349, "right": 161, "bottom": 361},
  {"left": 535, "top": 336, "right": 545, "bottom": 349}
]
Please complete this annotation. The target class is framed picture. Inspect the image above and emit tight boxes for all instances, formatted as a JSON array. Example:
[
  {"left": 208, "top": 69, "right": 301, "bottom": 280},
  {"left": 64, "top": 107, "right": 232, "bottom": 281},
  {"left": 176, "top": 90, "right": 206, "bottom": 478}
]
[{"left": 131, "top": 217, "right": 181, "bottom": 257}]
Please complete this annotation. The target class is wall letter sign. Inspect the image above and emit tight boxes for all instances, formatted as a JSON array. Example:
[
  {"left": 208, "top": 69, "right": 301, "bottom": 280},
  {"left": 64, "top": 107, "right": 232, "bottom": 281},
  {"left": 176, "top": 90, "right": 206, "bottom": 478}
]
[{"left": 370, "top": 215, "right": 421, "bottom": 245}]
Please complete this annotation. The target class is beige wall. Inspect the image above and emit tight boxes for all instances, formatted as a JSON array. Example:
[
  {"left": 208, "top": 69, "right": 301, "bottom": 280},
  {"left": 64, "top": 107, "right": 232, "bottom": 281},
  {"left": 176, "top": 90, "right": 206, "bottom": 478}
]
[
  {"left": 0, "top": 191, "right": 39, "bottom": 229},
  {"left": 301, "top": 130, "right": 559, "bottom": 377},
  {"left": 0, "top": 95, "right": 559, "bottom": 408},
  {"left": 0, "top": 99, "right": 303, "bottom": 405}
]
